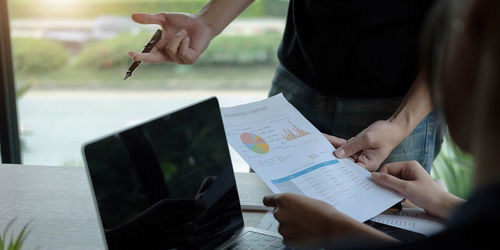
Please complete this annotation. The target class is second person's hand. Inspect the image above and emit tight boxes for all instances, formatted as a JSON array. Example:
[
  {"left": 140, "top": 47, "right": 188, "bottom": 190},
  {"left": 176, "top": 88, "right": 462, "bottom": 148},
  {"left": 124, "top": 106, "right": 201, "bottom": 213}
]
[
  {"left": 371, "top": 161, "right": 465, "bottom": 219},
  {"left": 332, "top": 120, "right": 407, "bottom": 172},
  {"left": 129, "top": 12, "right": 215, "bottom": 65},
  {"left": 263, "top": 193, "right": 357, "bottom": 247},
  {"left": 263, "top": 193, "right": 397, "bottom": 247}
]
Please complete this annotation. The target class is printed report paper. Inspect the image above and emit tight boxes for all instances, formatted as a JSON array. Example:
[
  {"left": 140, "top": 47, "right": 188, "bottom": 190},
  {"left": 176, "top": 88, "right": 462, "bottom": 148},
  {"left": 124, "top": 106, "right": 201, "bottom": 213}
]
[
  {"left": 371, "top": 208, "right": 445, "bottom": 236},
  {"left": 221, "top": 94, "right": 403, "bottom": 222}
]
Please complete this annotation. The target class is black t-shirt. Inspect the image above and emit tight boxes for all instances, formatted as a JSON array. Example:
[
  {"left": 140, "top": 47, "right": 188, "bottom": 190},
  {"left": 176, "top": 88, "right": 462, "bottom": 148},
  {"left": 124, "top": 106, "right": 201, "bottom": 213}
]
[{"left": 278, "top": 0, "right": 435, "bottom": 97}]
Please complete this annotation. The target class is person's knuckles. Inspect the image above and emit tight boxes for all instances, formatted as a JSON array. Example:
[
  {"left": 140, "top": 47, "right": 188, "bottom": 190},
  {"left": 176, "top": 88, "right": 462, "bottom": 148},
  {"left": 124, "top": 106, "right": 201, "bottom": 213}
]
[
  {"left": 165, "top": 44, "right": 179, "bottom": 56},
  {"left": 383, "top": 162, "right": 405, "bottom": 174},
  {"left": 398, "top": 181, "right": 412, "bottom": 194},
  {"left": 164, "top": 56, "right": 175, "bottom": 63},
  {"left": 378, "top": 168, "right": 389, "bottom": 174},
  {"left": 401, "top": 162, "right": 420, "bottom": 179},
  {"left": 360, "top": 132, "right": 376, "bottom": 146},
  {"left": 357, "top": 154, "right": 368, "bottom": 163},
  {"left": 157, "top": 13, "right": 170, "bottom": 26},
  {"left": 407, "top": 160, "right": 420, "bottom": 168},
  {"left": 179, "top": 49, "right": 197, "bottom": 65},
  {"left": 341, "top": 140, "right": 364, "bottom": 156},
  {"left": 379, "top": 173, "right": 406, "bottom": 191},
  {"left": 375, "top": 172, "right": 391, "bottom": 184}
]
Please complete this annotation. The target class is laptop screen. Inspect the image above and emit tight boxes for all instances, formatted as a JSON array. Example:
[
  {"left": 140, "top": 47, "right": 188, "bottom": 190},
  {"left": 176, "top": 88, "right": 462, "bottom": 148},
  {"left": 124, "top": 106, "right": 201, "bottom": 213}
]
[{"left": 83, "top": 98, "right": 244, "bottom": 250}]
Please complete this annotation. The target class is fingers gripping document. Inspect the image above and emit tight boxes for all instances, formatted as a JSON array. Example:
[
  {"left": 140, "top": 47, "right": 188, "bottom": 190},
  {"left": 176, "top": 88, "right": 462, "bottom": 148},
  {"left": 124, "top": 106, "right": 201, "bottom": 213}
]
[{"left": 221, "top": 94, "right": 403, "bottom": 222}]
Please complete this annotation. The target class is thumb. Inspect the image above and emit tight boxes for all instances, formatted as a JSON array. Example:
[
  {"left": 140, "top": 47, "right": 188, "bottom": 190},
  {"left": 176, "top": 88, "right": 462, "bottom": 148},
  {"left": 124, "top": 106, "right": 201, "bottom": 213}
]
[
  {"left": 323, "top": 134, "right": 347, "bottom": 148},
  {"left": 263, "top": 194, "right": 280, "bottom": 208},
  {"left": 132, "top": 13, "right": 165, "bottom": 25},
  {"left": 334, "top": 137, "right": 364, "bottom": 158},
  {"left": 371, "top": 172, "right": 409, "bottom": 193}
]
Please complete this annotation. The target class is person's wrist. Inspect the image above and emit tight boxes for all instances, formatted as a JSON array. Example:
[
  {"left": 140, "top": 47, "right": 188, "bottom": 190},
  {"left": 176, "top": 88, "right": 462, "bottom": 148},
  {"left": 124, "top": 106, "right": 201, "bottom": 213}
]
[
  {"left": 193, "top": 14, "right": 217, "bottom": 39},
  {"left": 429, "top": 190, "right": 464, "bottom": 219},
  {"left": 382, "top": 118, "right": 411, "bottom": 149},
  {"left": 195, "top": 0, "right": 227, "bottom": 38},
  {"left": 324, "top": 211, "right": 359, "bottom": 238},
  {"left": 342, "top": 217, "right": 398, "bottom": 242},
  {"left": 387, "top": 114, "right": 413, "bottom": 136}
]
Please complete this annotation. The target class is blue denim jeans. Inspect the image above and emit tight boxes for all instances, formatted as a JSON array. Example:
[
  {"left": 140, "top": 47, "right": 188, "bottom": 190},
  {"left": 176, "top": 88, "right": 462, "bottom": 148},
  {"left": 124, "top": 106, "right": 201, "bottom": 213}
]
[{"left": 268, "top": 63, "right": 445, "bottom": 172}]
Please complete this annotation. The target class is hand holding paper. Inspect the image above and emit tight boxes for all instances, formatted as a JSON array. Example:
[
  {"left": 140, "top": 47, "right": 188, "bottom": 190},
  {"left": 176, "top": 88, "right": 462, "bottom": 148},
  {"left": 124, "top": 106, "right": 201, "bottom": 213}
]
[
  {"left": 330, "top": 120, "right": 407, "bottom": 172},
  {"left": 372, "top": 161, "right": 464, "bottom": 219},
  {"left": 263, "top": 193, "right": 366, "bottom": 246},
  {"left": 221, "top": 94, "right": 403, "bottom": 222}
]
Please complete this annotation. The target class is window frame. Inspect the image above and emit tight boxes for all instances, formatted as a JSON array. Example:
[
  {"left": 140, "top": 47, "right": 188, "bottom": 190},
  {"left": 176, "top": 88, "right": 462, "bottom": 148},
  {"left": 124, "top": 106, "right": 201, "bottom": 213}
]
[{"left": 0, "top": 0, "right": 22, "bottom": 164}]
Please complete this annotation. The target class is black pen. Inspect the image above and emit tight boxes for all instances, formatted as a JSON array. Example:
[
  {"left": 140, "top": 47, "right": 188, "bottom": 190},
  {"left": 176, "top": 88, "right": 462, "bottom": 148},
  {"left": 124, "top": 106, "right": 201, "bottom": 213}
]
[{"left": 123, "top": 29, "right": 163, "bottom": 80}]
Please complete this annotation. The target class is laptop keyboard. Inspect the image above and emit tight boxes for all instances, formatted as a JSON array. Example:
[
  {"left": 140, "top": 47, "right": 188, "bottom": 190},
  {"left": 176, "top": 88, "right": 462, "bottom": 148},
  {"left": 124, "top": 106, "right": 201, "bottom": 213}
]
[{"left": 224, "top": 231, "right": 284, "bottom": 250}]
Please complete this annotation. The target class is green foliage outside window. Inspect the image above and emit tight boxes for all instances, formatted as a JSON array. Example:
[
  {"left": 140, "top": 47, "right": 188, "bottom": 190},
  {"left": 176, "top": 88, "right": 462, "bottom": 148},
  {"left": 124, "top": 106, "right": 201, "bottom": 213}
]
[
  {"left": 12, "top": 37, "right": 69, "bottom": 74},
  {"left": 432, "top": 133, "right": 475, "bottom": 199},
  {"left": 73, "top": 32, "right": 155, "bottom": 70},
  {"left": 72, "top": 32, "right": 282, "bottom": 69},
  {"left": 9, "top": 0, "right": 289, "bottom": 19}
]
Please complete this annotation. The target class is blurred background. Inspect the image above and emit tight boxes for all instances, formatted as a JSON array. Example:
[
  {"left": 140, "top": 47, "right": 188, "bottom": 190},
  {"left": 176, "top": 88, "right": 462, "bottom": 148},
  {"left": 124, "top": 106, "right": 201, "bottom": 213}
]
[{"left": 7, "top": 0, "right": 473, "bottom": 198}]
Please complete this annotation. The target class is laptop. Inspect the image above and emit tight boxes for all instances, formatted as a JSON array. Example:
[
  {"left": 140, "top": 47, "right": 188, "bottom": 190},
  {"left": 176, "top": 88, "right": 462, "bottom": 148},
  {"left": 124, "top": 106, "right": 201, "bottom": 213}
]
[{"left": 82, "top": 97, "right": 284, "bottom": 250}]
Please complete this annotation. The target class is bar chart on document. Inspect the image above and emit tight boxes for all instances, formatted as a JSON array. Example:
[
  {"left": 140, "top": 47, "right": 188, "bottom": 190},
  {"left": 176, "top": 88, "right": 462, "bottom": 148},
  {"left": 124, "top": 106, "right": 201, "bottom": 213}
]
[{"left": 220, "top": 94, "right": 401, "bottom": 222}]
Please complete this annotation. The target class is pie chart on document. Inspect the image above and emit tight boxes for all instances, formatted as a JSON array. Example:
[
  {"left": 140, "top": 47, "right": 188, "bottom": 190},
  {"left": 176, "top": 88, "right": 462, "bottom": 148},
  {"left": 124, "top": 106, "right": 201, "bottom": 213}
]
[{"left": 240, "top": 132, "right": 269, "bottom": 154}]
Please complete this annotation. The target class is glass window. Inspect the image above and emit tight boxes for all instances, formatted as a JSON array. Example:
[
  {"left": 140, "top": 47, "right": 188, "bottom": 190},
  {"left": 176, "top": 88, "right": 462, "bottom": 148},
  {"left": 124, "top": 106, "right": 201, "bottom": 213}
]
[{"left": 9, "top": 0, "right": 288, "bottom": 172}]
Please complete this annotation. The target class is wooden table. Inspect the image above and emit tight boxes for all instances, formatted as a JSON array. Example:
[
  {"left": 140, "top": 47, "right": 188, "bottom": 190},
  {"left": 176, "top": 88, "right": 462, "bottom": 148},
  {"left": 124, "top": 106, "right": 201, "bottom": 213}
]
[
  {"left": 0, "top": 164, "right": 446, "bottom": 249},
  {"left": 0, "top": 164, "right": 267, "bottom": 250}
]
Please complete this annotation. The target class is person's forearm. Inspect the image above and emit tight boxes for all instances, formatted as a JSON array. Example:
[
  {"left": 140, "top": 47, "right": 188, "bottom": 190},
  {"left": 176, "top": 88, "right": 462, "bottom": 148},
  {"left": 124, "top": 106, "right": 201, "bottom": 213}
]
[
  {"left": 431, "top": 191, "right": 465, "bottom": 219},
  {"left": 196, "top": 0, "right": 255, "bottom": 37},
  {"left": 352, "top": 222, "right": 399, "bottom": 243},
  {"left": 388, "top": 70, "right": 433, "bottom": 140}
]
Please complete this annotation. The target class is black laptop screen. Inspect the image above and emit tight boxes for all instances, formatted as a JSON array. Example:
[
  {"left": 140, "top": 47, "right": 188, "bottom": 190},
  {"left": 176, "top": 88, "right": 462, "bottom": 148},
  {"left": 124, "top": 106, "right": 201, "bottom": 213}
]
[{"left": 83, "top": 98, "right": 244, "bottom": 250}]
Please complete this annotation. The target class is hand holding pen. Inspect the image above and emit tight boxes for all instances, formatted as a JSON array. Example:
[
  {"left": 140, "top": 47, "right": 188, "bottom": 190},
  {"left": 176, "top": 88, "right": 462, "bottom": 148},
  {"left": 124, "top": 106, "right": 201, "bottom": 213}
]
[
  {"left": 124, "top": 29, "right": 162, "bottom": 80},
  {"left": 127, "top": 12, "right": 214, "bottom": 67}
]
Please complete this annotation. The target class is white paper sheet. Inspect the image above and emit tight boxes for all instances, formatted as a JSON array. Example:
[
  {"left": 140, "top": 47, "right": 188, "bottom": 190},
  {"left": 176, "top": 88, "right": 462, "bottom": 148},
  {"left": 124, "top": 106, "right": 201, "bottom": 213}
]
[
  {"left": 221, "top": 94, "right": 403, "bottom": 222},
  {"left": 371, "top": 208, "right": 445, "bottom": 236}
]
